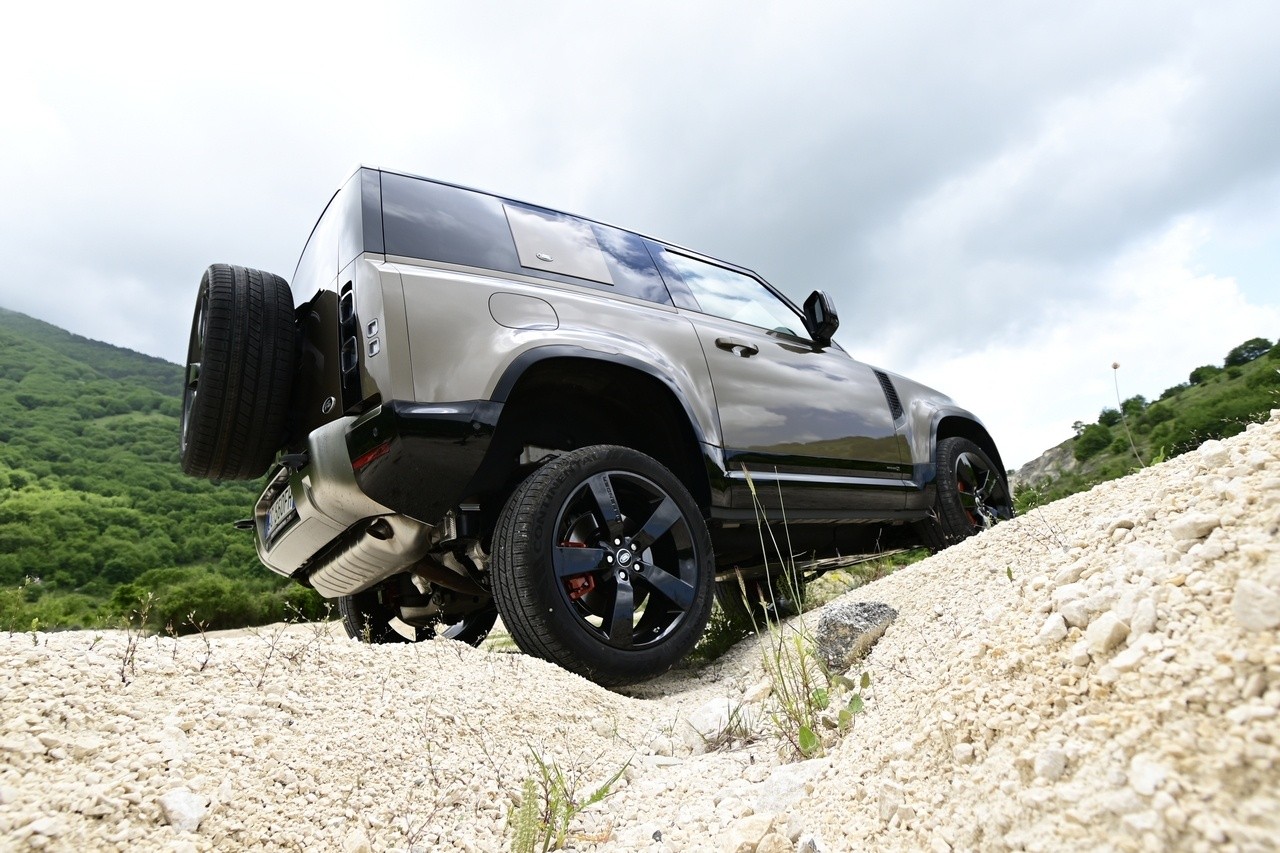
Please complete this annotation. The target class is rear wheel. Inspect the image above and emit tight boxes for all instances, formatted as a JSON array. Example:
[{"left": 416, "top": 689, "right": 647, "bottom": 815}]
[
  {"left": 180, "top": 263, "right": 297, "bottom": 480},
  {"left": 492, "top": 445, "right": 714, "bottom": 686},
  {"left": 338, "top": 575, "right": 496, "bottom": 646},
  {"left": 925, "top": 437, "right": 1013, "bottom": 548}
]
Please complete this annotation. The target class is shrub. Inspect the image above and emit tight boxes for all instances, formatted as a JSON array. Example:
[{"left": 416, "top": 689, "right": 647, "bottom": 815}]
[
  {"left": 1189, "top": 365, "right": 1221, "bottom": 385},
  {"left": 1098, "top": 408, "right": 1122, "bottom": 427},
  {"left": 1074, "top": 424, "right": 1112, "bottom": 461}
]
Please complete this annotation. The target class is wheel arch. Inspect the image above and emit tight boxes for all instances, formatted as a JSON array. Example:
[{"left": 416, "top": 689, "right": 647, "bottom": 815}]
[
  {"left": 933, "top": 414, "right": 1008, "bottom": 481},
  {"left": 486, "top": 348, "right": 714, "bottom": 511}
]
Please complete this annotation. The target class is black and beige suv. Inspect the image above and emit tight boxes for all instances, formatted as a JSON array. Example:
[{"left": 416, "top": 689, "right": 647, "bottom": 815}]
[{"left": 180, "top": 167, "right": 1012, "bottom": 685}]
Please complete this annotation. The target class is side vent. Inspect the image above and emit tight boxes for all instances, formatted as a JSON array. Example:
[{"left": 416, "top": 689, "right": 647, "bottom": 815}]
[
  {"left": 338, "top": 281, "right": 361, "bottom": 411},
  {"left": 874, "top": 370, "right": 904, "bottom": 420}
]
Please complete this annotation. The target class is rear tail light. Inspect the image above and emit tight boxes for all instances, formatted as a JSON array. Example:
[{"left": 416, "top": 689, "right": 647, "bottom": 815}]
[{"left": 352, "top": 440, "right": 391, "bottom": 472}]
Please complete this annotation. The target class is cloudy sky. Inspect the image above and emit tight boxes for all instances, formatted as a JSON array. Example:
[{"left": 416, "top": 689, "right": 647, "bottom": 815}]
[{"left": 2, "top": 1, "right": 1278, "bottom": 467}]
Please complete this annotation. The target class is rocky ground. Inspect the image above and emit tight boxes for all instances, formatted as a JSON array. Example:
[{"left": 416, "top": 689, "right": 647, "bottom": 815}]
[{"left": 3, "top": 415, "right": 1279, "bottom": 852}]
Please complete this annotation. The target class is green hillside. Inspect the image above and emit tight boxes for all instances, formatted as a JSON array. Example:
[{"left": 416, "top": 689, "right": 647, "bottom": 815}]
[
  {"left": 0, "top": 308, "right": 322, "bottom": 633},
  {"left": 1015, "top": 336, "right": 1280, "bottom": 509}
]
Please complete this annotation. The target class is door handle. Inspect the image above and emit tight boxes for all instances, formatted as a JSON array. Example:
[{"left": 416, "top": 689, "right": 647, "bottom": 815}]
[{"left": 715, "top": 337, "right": 759, "bottom": 358}]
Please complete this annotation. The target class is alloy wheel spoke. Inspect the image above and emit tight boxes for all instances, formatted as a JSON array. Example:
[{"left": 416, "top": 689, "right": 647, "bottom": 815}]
[
  {"left": 636, "top": 561, "right": 694, "bottom": 609},
  {"left": 586, "top": 473, "right": 624, "bottom": 535},
  {"left": 955, "top": 454, "right": 979, "bottom": 492},
  {"left": 553, "top": 545, "right": 607, "bottom": 577},
  {"left": 631, "top": 496, "right": 681, "bottom": 551},
  {"left": 186, "top": 362, "right": 200, "bottom": 390},
  {"left": 605, "top": 575, "right": 634, "bottom": 647}
]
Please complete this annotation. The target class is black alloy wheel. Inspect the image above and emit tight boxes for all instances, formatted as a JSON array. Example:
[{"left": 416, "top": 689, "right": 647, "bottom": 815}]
[
  {"left": 492, "top": 445, "right": 714, "bottom": 686},
  {"left": 928, "top": 437, "right": 1014, "bottom": 547},
  {"left": 339, "top": 576, "right": 497, "bottom": 646}
]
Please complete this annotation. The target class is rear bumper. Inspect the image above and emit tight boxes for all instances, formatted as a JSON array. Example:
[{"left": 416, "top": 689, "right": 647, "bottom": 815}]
[{"left": 252, "top": 400, "right": 501, "bottom": 597}]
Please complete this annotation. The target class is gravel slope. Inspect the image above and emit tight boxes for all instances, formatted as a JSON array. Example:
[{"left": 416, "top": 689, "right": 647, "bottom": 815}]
[{"left": 3, "top": 414, "right": 1279, "bottom": 852}]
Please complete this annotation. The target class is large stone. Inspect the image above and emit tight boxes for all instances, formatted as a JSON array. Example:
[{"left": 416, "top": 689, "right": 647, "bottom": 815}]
[
  {"left": 1197, "top": 439, "right": 1229, "bottom": 468},
  {"left": 722, "top": 812, "right": 776, "bottom": 853},
  {"left": 1034, "top": 748, "right": 1068, "bottom": 781},
  {"left": 157, "top": 788, "right": 208, "bottom": 833},
  {"left": 814, "top": 601, "right": 898, "bottom": 671},
  {"left": 1169, "top": 513, "right": 1220, "bottom": 542},
  {"left": 1232, "top": 579, "right": 1280, "bottom": 631},
  {"left": 1036, "top": 613, "right": 1068, "bottom": 645},
  {"left": 1086, "top": 612, "right": 1129, "bottom": 656},
  {"left": 750, "top": 758, "right": 829, "bottom": 814}
]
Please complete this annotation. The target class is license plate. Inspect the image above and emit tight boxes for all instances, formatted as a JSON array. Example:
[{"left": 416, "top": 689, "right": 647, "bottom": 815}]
[{"left": 265, "top": 487, "right": 297, "bottom": 541}]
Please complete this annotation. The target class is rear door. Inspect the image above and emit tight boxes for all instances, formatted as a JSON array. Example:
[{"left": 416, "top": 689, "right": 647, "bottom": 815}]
[{"left": 652, "top": 247, "right": 911, "bottom": 516}]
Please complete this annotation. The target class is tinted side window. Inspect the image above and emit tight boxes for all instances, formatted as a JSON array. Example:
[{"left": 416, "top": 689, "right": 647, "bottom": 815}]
[
  {"left": 504, "top": 204, "right": 671, "bottom": 305},
  {"left": 380, "top": 173, "right": 672, "bottom": 306},
  {"left": 657, "top": 251, "right": 805, "bottom": 337},
  {"left": 592, "top": 224, "right": 671, "bottom": 305},
  {"left": 382, "top": 174, "right": 521, "bottom": 272}
]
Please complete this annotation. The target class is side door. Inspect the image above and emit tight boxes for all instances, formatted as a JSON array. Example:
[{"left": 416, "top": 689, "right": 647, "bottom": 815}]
[{"left": 651, "top": 246, "right": 911, "bottom": 517}]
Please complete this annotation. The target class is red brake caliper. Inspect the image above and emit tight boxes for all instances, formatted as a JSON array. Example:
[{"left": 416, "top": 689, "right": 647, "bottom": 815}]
[
  {"left": 565, "top": 574, "right": 596, "bottom": 601},
  {"left": 559, "top": 542, "right": 597, "bottom": 601}
]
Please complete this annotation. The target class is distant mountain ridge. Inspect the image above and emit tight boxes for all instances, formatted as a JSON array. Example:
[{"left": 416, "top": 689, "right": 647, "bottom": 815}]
[{"left": 0, "top": 307, "right": 181, "bottom": 397}]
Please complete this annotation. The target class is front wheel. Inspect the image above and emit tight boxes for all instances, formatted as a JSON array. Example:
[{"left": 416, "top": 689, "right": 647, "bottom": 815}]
[
  {"left": 491, "top": 446, "right": 715, "bottom": 686},
  {"left": 925, "top": 437, "right": 1013, "bottom": 548}
]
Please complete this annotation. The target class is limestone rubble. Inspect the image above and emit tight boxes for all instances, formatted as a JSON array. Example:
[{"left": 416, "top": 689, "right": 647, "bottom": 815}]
[{"left": 3, "top": 414, "right": 1279, "bottom": 851}]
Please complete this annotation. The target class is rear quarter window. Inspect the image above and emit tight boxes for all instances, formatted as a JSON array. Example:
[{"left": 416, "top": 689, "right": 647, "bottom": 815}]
[{"left": 379, "top": 172, "right": 672, "bottom": 305}]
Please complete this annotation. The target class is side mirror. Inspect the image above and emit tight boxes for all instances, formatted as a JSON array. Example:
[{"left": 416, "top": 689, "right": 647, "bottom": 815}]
[{"left": 803, "top": 290, "right": 839, "bottom": 347}]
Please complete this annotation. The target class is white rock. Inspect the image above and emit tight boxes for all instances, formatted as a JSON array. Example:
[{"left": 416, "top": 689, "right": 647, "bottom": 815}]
[
  {"left": 952, "top": 743, "right": 975, "bottom": 764},
  {"left": 756, "top": 832, "right": 793, "bottom": 853},
  {"left": 1246, "top": 450, "right": 1273, "bottom": 470},
  {"left": 722, "top": 812, "right": 776, "bottom": 853},
  {"left": 1060, "top": 601, "right": 1091, "bottom": 629},
  {"left": 878, "top": 783, "right": 903, "bottom": 822},
  {"left": 1109, "top": 641, "right": 1147, "bottom": 673},
  {"left": 1034, "top": 749, "right": 1068, "bottom": 781},
  {"left": 1169, "top": 513, "right": 1220, "bottom": 541},
  {"left": 1198, "top": 439, "right": 1229, "bottom": 467},
  {"left": 157, "top": 788, "right": 208, "bottom": 833},
  {"left": 796, "top": 834, "right": 825, "bottom": 853},
  {"left": 342, "top": 829, "right": 373, "bottom": 853},
  {"left": 1232, "top": 578, "right": 1280, "bottom": 631},
  {"left": 1129, "top": 598, "right": 1158, "bottom": 637},
  {"left": 1086, "top": 613, "right": 1129, "bottom": 656},
  {"left": 1129, "top": 755, "right": 1170, "bottom": 796},
  {"left": 751, "top": 759, "right": 829, "bottom": 814},
  {"left": 1036, "top": 613, "right": 1068, "bottom": 645},
  {"left": 1052, "top": 582, "right": 1088, "bottom": 606},
  {"left": 27, "top": 816, "right": 64, "bottom": 837}
]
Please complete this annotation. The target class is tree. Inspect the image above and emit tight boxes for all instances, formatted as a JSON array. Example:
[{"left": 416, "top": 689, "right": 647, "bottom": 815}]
[
  {"left": 1224, "top": 337, "right": 1273, "bottom": 367},
  {"left": 1098, "top": 408, "right": 1122, "bottom": 427},
  {"left": 1074, "top": 424, "right": 1112, "bottom": 461},
  {"left": 1189, "top": 365, "right": 1221, "bottom": 385},
  {"left": 1121, "top": 395, "right": 1147, "bottom": 417}
]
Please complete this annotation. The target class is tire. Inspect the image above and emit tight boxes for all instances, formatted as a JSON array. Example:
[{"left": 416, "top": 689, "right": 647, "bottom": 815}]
[
  {"left": 715, "top": 570, "right": 806, "bottom": 631},
  {"left": 339, "top": 575, "right": 497, "bottom": 646},
  {"left": 924, "top": 437, "right": 1013, "bottom": 549},
  {"left": 491, "top": 445, "right": 715, "bottom": 686},
  {"left": 180, "top": 263, "right": 297, "bottom": 481}
]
